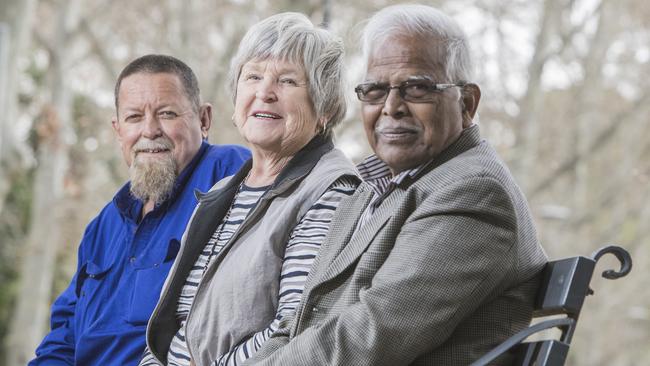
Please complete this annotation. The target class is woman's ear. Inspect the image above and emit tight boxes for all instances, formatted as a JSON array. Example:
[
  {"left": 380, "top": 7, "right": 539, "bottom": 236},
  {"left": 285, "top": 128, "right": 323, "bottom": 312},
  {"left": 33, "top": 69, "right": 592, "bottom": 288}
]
[{"left": 318, "top": 116, "right": 329, "bottom": 134}]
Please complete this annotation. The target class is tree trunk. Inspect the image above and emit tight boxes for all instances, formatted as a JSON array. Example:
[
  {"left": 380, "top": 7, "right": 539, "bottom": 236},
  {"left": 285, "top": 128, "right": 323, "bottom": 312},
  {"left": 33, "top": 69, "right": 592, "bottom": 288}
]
[
  {"left": 6, "top": 0, "right": 78, "bottom": 364},
  {"left": 513, "top": 0, "right": 560, "bottom": 191},
  {"left": 570, "top": 0, "right": 616, "bottom": 250},
  {"left": 0, "top": 22, "right": 10, "bottom": 173},
  {"left": 0, "top": 0, "right": 37, "bottom": 213}
]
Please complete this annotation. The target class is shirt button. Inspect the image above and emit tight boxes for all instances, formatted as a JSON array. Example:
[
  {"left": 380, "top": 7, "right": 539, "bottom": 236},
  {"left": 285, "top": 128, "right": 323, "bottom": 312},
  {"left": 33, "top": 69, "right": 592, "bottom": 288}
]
[
  {"left": 312, "top": 306, "right": 319, "bottom": 313},
  {"left": 129, "top": 256, "right": 136, "bottom": 263}
]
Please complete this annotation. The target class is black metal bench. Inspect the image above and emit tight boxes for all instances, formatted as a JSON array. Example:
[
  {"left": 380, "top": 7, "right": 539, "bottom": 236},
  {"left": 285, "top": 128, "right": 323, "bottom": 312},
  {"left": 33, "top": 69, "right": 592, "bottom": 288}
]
[{"left": 470, "top": 245, "right": 633, "bottom": 366}]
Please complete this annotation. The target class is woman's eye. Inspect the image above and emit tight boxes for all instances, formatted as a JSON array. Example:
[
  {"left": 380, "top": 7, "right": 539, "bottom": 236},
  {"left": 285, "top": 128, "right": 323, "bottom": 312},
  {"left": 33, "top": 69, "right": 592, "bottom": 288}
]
[
  {"left": 244, "top": 73, "right": 262, "bottom": 81},
  {"left": 280, "top": 78, "right": 297, "bottom": 86}
]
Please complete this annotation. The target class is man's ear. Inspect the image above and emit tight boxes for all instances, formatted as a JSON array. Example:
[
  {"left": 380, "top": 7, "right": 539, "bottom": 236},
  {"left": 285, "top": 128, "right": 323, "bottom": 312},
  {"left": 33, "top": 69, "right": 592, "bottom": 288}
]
[
  {"left": 111, "top": 116, "right": 122, "bottom": 142},
  {"left": 461, "top": 83, "right": 481, "bottom": 128},
  {"left": 199, "top": 103, "right": 212, "bottom": 139}
]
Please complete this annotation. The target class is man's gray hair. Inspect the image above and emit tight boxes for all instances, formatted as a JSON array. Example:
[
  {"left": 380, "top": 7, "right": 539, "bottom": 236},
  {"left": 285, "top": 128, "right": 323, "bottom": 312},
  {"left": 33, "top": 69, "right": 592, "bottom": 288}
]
[
  {"left": 228, "top": 12, "right": 347, "bottom": 136},
  {"left": 361, "top": 4, "right": 474, "bottom": 83},
  {"left": 115, "top": 54, "right": 201, "bottom": 113}
]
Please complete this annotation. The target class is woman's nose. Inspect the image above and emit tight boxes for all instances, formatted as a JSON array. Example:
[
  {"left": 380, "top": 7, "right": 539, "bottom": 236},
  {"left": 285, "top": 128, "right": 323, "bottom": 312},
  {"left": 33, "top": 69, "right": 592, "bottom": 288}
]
[{"left": 255, "top": 79, "right": 278, "bottom": 103}]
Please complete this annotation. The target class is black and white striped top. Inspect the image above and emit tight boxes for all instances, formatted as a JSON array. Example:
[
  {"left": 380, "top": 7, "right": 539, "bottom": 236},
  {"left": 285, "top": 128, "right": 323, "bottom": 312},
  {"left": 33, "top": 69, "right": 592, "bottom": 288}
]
[{"left": 139, "top": 176, "right": 357, "bottom": 366}]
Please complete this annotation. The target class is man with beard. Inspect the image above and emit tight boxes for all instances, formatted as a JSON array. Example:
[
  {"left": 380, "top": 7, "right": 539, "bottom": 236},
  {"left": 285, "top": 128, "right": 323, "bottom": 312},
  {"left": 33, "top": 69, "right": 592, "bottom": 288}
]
[{"left": 30, "top": 54, "right": 250, "bottom": 366}]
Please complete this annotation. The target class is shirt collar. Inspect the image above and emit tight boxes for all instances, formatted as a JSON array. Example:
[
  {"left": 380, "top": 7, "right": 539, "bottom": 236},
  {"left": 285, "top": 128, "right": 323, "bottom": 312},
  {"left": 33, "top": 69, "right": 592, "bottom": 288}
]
[
  {"left": 356, "top": 155, "right": 429, "bottom": 197},
  {"left": 114, "top": 141, "right": 210, "bottom": 221}
]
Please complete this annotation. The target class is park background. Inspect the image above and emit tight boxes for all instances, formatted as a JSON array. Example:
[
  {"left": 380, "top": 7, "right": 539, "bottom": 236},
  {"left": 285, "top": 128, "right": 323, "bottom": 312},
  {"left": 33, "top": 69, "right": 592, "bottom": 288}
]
[{"left": 0, "top": 0, "right": 648, "bottom": 365}]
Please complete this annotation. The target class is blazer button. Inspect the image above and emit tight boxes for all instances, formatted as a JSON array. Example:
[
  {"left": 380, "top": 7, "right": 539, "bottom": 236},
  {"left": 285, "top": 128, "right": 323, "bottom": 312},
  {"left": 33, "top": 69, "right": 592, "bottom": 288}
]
[{"left": 312, "top": 306, "right": 319, "bottom": 313}]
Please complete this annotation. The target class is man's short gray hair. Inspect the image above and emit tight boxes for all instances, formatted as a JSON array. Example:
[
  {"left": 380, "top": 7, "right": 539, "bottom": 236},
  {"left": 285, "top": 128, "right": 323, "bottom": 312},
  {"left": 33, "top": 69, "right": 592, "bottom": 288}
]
[
  {"left": 361, "top": 4, "right": 474, "bottom": 83},
  {"left": 228, "top": 12, "right": 347, "bottom": 137},
  {"left": 115, "top": 54, "right": 201, "bottom": 113}
]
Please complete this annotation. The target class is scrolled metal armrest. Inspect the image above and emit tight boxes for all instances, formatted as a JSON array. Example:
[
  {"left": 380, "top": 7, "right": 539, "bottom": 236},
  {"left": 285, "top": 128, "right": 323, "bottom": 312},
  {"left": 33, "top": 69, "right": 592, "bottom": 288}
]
[{"left": 591, "top": 245, "right": 632, "bottom": 280}]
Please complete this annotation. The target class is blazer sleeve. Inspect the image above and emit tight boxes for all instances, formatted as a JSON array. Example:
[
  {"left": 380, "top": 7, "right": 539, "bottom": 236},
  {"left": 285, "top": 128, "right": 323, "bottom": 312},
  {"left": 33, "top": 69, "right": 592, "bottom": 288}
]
[{"left": 245, "top": 176, "right": 523, "bottom": 366}]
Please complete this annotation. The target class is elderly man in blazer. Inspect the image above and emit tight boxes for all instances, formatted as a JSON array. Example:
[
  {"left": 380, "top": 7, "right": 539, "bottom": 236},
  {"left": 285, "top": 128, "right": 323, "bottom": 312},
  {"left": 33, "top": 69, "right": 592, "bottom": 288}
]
[{"left": 245, "top": 4, "right": 547, "bottom": 366}]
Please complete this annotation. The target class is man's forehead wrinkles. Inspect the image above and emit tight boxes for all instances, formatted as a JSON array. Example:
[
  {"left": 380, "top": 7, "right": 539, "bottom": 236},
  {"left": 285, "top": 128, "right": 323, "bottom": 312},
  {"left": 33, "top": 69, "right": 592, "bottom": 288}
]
[
  {"left": 367, "top": 65, "right": 446, "bottom": 84},
  {"left": 368, "top": 54, "right": 432, "bottom": 67},
  {"left": 363, "top": 74, "right": 433, "bottom": 84},
  {"left": 120, "top": 84, "right": 188, "bottom": 104},
  {"left": 118, "top": 95, "right": 185, "bottom": 113},
  {"left": 366, "top": 62, "right": 440, "bottom": 79}
]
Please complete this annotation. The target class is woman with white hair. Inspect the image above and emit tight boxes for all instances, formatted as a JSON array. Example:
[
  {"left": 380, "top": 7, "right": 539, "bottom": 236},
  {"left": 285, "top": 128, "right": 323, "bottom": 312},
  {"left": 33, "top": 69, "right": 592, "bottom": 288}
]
[{"left": 139, "top": 12, "right": 359, "bottom": 366}]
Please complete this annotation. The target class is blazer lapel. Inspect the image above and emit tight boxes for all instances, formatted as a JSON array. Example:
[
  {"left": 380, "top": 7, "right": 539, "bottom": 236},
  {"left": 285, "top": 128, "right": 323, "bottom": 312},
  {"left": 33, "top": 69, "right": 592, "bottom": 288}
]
[
  {"left": 313, "top": 186, "right": 393, "bottom": 285},
  {"left": 310, "top": 187, "right": 372, "bottom": 274}
]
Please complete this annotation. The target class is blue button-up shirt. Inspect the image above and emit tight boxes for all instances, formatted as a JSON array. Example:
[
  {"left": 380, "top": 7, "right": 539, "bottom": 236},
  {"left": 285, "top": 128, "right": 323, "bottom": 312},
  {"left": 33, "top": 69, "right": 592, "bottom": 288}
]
[{"left": 30, "top": 142, "right": 250, "bottom": 366}]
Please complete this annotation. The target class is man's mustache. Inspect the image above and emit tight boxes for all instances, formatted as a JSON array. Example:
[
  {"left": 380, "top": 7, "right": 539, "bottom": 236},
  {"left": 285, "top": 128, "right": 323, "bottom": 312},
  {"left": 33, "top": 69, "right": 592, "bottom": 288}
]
[
  {"left": 375, "top": 123, "right": 421, "bottom": 134},
  {"left": 132, "top": 138, "right": 174, "bottom": 156}
]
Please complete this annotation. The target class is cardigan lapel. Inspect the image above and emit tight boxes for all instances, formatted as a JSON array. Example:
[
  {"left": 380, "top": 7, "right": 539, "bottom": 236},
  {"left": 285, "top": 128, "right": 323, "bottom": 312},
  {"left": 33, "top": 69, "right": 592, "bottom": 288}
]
[
  {"left": 149, "top": 165, "right": 246, "bottom": 360},
  {"left": 177, "top": 162, "right": 251, "bottom": 273},
  {"left": 202, "top": 135, "right": 339, "bottom": 276},
  {"left": 150, "top": 135, "right": 343, "bottom": 361},
  {"left": 153, "top": 163, "right": 249, "bottom": 314},
  {"left": 162, "top": 135, "right": 337, "bottom": 310}
]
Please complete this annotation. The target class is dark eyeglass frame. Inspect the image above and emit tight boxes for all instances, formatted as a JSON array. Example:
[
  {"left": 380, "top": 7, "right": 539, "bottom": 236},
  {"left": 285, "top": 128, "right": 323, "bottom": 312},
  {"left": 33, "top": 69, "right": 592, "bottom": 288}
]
[{"left": 354, "top": 79, "right": 466, "bottom": 104}]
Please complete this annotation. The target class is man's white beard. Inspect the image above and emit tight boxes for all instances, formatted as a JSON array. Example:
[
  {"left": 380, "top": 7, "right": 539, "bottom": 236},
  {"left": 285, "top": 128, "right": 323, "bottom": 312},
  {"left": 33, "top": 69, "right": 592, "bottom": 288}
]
[{"left": 129, "top": 138, "right": 178, "bottom": 206}]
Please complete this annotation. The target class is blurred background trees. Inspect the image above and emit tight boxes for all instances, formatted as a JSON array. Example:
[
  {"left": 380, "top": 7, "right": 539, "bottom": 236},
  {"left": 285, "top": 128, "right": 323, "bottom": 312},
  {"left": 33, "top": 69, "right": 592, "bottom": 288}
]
[{"left": 0, "top": 0, "right": 648, "bottom": 364}]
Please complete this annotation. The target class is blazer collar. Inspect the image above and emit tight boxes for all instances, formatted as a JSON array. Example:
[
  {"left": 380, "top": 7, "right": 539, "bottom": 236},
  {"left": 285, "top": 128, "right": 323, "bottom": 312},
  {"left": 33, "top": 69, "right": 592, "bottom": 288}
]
[{"left": 418, "top": 124, "right": 482, "bottom": 177}]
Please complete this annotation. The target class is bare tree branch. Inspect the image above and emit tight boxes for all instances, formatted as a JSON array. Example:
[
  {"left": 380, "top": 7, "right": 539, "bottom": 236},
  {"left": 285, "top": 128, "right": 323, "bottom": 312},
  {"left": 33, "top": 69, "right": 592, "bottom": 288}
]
[
  {"left": 531, "top": 92, "right": 650, "bottom": 198},
  {"left": 78, "top": 17, "right": 118, "bottom": 81}
]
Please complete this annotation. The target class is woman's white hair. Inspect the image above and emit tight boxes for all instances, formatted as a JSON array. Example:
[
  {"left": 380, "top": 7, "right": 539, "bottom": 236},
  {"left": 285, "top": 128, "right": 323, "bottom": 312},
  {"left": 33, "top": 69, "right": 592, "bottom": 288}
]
[
  {"left": 361, "top": 4, "right": 474, "bottom": 83},
  {"left": 228, "top": 12, "right": 347, "bottom": 136}
]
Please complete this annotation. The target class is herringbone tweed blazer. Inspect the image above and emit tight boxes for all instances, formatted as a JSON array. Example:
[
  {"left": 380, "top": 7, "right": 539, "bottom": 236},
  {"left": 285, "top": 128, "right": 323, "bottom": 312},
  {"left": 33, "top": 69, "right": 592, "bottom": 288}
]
[{"left": 245, "top": 125, "right": 547, "bottom": 366}]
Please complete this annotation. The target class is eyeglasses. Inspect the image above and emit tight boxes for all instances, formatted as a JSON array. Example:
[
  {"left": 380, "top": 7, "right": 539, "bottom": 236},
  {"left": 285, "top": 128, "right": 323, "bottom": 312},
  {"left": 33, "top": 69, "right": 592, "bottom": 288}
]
[{"left": 354, "top": 80, "right": 466, "bottom": 104}]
